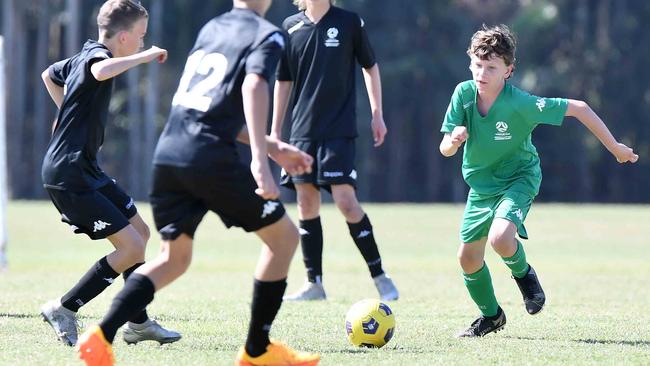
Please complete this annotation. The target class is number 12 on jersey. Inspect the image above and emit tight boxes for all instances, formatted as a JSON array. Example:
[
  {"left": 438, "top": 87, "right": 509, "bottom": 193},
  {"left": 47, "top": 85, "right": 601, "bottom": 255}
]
[{"left": 172, "top": 50, "right": 228, "bottom": 112}]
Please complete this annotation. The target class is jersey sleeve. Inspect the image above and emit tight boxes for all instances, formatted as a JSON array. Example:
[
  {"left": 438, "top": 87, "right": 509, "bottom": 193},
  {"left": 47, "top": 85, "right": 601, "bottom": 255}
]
[
  {"left": 276, "top": 35, "right": 293, "bottom": 82},
  {"left": 518, "top": 93, "right": 568, "bottom": 127},
  {"left": 441, "top": 83, "right": 467, "bottom": 133},
  {"left": 353, "top": 14, "right": 376, "bottom": 69},
  {"left": 247, "top": 32, "right": 286, "bottom": 82},
  {"left": 48, "top": 59, "right": 71, "bottom": 87},
  {"left": 84, "top": 50, "right": 111, "bottom": 82}
]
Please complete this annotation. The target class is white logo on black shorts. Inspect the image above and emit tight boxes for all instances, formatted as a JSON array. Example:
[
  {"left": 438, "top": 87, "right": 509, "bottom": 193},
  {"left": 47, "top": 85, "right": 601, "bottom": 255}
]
[
  {"left": 93, "top": 220, "right": 111, "bottom": 232},
  {"left": 261, "top": 201, "right": 280, "bottom": 219}
]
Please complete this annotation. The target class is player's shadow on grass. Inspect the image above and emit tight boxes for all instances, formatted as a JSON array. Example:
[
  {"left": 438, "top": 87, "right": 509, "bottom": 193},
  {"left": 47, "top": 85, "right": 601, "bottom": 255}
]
[
  {"left": 575, "top": 338, "right": 650, "bottom": 347},
  {"left": 0, "top": 313, "right": 40, "bottom": 319},
  {"left": 330, "top": 347, "right": 427, "bottom": 354},
  {"left": 504, "top": 335, "right": 650, "bottom": 347}
]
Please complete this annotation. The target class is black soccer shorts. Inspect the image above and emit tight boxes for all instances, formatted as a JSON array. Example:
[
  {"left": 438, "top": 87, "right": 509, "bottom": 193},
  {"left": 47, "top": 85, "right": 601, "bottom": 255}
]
[
  {"left": 280, "top": 138, "right": 357, "bottom": 190},
  {"left": 46, "top": 180, "right": 137, "bottom": 240},
  {"left": 150, "top": 163, "right": 286, "bottom": 241}
]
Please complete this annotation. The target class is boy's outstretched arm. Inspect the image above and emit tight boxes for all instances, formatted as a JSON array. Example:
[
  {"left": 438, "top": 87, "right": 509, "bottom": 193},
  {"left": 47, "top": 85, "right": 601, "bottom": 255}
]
[
  {"left": 439, "top": 126, "right": 468, "bottom": 157},
  {"left": 90, "top": 46, "right": 167, "bottom": 81},
  {"left": 362, "top": 64, "right": 387, "bottom": 147},
  {"left": 566, "top": 99, "right": 639, "bottom": 163},
  {"left": 41, "top": 69, "right": 64, "bottom": 109}
]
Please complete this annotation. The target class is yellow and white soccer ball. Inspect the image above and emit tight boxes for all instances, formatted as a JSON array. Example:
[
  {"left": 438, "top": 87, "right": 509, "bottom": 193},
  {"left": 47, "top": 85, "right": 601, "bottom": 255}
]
[{"left": 345, "top": 299, "right": 395, "bottom": 348}]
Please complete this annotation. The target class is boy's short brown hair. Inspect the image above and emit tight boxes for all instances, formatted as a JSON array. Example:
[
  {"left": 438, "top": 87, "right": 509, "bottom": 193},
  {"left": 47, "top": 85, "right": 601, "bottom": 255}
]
[
  {"left": 467, "top": 24, "right": 517, "bottom": 67},
  {"left": 97, "top": 0, "right": 148, "bottom": 39}
]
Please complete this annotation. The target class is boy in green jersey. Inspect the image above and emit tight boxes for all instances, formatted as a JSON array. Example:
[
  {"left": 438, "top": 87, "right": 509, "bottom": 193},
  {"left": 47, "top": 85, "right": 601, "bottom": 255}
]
[{"left": 440, "top": 24, "right": 638, "bottom": 337}]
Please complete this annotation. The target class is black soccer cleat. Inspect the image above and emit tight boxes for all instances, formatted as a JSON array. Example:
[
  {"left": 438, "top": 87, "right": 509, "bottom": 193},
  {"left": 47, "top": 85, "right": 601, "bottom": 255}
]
[
  {"left": 513, "top": 265, "right": 546, "bottom": 315},
  {"left": 456, "top": 306, "right": 506, "bottom": 338}
]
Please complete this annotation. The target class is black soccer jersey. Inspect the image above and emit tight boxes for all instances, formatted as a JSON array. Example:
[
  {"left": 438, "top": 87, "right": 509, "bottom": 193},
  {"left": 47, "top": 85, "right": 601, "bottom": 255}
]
[
  {"left": 277, "top": 6, "right": 376, "bottom": 141},
  {"left": 153, "top": 8, "right": 286, "bottom": 168},
  {"left": 42, "top": 40, "right": 113, "bottom": 191}
]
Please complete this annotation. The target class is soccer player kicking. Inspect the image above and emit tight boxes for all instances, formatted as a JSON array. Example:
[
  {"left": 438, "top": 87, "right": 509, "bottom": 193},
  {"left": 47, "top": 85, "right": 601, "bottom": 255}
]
[
  {"left": 40, "top": 0, "right": 179, "bottom": 347},
  {"left": 76, "top": 1, "right": 320, "bottom": 365},
  {"left": 271, "top": 0, "right": 398, "bottom": 302},
  {"left": 440, "top": 24, "right": 638, "bottom": 337}
]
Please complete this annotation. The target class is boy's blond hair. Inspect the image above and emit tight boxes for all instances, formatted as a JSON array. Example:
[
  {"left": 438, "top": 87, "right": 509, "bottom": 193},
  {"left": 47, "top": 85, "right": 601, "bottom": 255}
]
[
  {"left": 292, "top": 0, "right": 335, "bottom": 11},
  {"left": 97, "top": 0, "right": 148, "bottom": 39},
  {"left": 467, "top": 24, "right": 517, "bottom": 68}
]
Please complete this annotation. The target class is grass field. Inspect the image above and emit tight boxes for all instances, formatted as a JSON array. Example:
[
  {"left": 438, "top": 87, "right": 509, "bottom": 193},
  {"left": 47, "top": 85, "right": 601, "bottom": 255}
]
[{"left": 1, "top": 201, "right": 649, "bottom": 365}]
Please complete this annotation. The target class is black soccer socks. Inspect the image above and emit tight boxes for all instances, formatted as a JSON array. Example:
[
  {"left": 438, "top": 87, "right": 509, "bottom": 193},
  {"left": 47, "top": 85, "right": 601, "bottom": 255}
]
[
  {"left": 245, "top": 279, "right": 287, "bottom": 357},
  {"left": 61, "top": 256, "right": 119, "bottom": 312},
  {"left": 299, "top": 217, "right": 324, "bottom": 283},
  {"left": 348, "top": 215, "right": 384, "bottom": 278},
  {"left": 122, "top": 262, "right": 149, "bottom": 324},
  {"left": 99, "top": 273, "right": 155, "bottom": 343}
]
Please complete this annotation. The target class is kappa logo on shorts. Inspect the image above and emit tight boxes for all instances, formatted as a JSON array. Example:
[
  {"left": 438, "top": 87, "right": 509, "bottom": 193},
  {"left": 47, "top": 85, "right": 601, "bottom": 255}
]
[
  {"left": 513, "top": 208, "right": 524, "bottom": 221},
  {"left": 349, "top": 170, "right": 358, "bottom": 180},
  {"left": 261, "top": 201, "right": 280, "bottom": 219},
  {"left": 323, "top": 171, "right": 344, "bottom": 177},
  {"left": 93, "top": 220, "right": 112, "bottom": 233},
  {"left": 125, "top": 198, "right": 134, "bottom": 210},
  {"left": 536, "top": 98, "right": 546, "bottom": 112}
]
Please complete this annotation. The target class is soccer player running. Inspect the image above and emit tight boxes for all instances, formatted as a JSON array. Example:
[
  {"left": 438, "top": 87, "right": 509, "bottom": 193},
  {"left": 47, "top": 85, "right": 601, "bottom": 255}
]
[
  {"left": 440, "top": 24, "right": 639, "bottom": 337},
  {"left": 39, "top": 0, "right": 180, "bottom": 347},
  {"left": 76, "top": 0, "right": 320, "bottom": 365},
  {"left": 272, "top": 0, "right": 398, "bottom": 301}
]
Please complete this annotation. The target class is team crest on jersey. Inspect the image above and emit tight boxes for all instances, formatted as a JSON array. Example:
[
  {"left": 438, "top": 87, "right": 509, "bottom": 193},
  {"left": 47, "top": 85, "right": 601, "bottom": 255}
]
[
  {"left": 494, "top": 121, "right": 512, "bottom": 141},
  {"left": 325, "top": 27, "right": 340, "bottom": 47}
]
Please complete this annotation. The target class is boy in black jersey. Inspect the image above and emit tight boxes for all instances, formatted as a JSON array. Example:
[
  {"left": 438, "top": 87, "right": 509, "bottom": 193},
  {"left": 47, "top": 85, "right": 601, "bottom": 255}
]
[
  {"left": 39, "top": 0, "right": 180, "bottom": 347},
  {"left": 271, "top": 0, "right": 398, "bottom": 301},
  {"left": 77, "top": 1, "right": 320, "bottom": 365}
]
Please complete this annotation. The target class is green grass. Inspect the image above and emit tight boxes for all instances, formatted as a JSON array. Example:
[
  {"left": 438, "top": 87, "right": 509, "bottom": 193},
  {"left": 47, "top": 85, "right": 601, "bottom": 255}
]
[{"left": 1, "top": 201, "right": 649, "bottom": 365}]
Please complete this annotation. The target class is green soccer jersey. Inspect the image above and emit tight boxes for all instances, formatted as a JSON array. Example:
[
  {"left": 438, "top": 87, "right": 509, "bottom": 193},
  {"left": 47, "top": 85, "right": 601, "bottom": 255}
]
[{"left": 441, "top": 80, "right": 568, "bottom": 196}]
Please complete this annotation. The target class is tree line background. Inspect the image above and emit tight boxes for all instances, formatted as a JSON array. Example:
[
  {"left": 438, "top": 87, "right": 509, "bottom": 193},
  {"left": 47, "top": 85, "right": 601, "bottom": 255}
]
[{"left": 1, "top": 0, "right": 648, "bottom": 203}]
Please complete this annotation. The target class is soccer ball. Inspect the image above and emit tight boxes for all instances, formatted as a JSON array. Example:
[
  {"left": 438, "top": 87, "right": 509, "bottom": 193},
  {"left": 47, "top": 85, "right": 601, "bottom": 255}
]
[{"left": 345, "top": 299, "right": 395, "bottom": 348}]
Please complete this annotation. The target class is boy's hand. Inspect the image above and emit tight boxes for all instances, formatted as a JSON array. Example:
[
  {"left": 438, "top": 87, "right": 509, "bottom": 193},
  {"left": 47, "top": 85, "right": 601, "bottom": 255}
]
[
  {"left": 269, "top": 141, "right": 313, "bottom": 176},
  {"left": 371, "top": 116, "right": 387, "bottom": 147},
  {"left": 451, "top": 126, "right": 468, "bottom": 146},
  {"left": 143, "top": 46, "right": 168, "bottom": 64},
  {"left": 251, "top": 159, "right": 280, "bottom": 200},
  {"left": 611, "top": 142, "right": 639, "bottom": 163}
]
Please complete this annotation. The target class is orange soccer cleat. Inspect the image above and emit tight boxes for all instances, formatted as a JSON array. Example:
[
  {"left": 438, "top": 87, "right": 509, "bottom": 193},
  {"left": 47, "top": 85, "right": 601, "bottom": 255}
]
[
  {"left": 235, "top": 340, "right": 320, "bottom": 366},
  {"left": 76, "top": 325, "right": 114, "bottom": 366}
]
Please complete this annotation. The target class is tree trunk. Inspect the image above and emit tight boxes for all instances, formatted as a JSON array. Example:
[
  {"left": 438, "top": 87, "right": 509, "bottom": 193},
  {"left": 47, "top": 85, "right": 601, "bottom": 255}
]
[
  {"left": 143, "top": 0, "right": 163, "bottom": 195},
  {"left": 65, "top": 0, "right": 80, "bottom": 57},
  {"left": 32, "top": 0, "right": 51, "bottom": 198},
  {"left": 4, "top": 0, "right": 27, "bottom": 197},
  {"left": 128, "top": 68, "right": 143, "bottom": 199}
]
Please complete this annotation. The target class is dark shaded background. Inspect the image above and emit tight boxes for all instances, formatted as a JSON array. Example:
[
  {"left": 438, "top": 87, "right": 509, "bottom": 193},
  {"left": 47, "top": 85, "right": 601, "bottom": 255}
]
[{"left": 2, "top": 0, "right": 648, "bottom": 202}]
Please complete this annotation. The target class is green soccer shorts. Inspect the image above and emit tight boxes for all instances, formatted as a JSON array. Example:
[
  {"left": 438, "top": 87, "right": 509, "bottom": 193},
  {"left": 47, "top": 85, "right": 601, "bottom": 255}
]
[{"left": 460, "top": 189, "right": 534, "bottom": 243}]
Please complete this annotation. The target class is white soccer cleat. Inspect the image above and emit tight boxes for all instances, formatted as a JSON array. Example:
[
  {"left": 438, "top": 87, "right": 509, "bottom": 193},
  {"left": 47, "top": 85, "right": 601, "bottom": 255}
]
[
  {"left": 374, "top": 274, "right": 399, "bottom": 301},
  {"left": 283, "top": 280, "right": 327, "bottom": 301},
  {"left": 122, "top": 319, "right": 182, "bottom": 345},
  {"left": 41, "top": 299, "right": 80, "bottom": 346}
]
